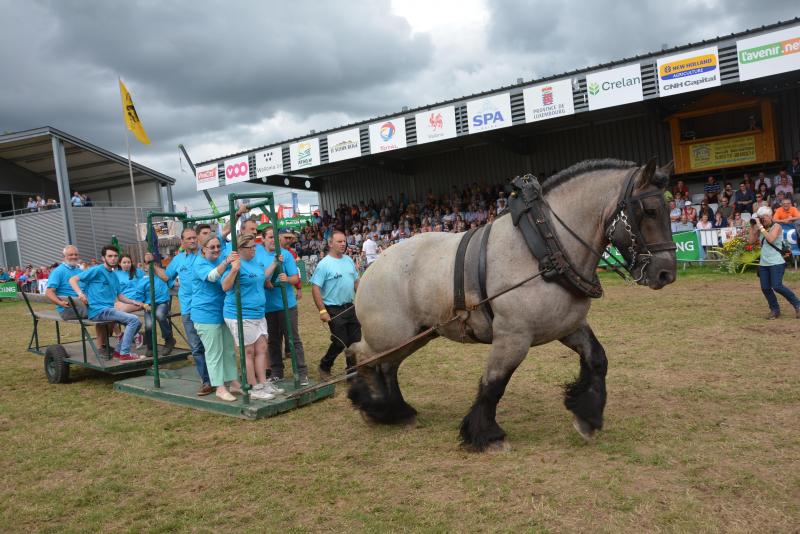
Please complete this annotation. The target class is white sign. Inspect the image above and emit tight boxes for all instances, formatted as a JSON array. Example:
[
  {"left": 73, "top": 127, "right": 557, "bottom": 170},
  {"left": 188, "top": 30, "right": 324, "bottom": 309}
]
[
  {"left": 369, "top": 117, "right": 407, "bottom": 154},
  {"left": 523, "top": 79, "right": 575, "bottom": 123},
  {"left": 657, "top": 46, "right": 721, "bottom": 97},
  {"left": 737, "top": 25, "right": 800, "bottom": 81},
  {"left": 467, "top": 93, "right": 512, "bottom": 134},
  {"left": 327, "top": 128, "right": 362, "bottom": 162},
  {"left": 586, "top": 63, "right": 643, "bottom": 111},
  {"left": 223, "top": 155, "right": 251, "bottom": 185},
  {"left": 414, "top": 105, "right": 457, "bottom": 144},
  {"left": 195, "top": 163, "right": 219, "bottom": 191},
  {"left": 289, "top": 138, "right": 320, "bottom": 171},
  {"left": 255, "top": 148, "right": 283, "bottom": 178}
]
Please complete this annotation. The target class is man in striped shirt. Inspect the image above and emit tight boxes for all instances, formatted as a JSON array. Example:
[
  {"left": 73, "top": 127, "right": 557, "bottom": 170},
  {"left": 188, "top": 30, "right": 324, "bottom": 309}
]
[{"left": 703, "top": 175, "right": 721, "bottom": 204}]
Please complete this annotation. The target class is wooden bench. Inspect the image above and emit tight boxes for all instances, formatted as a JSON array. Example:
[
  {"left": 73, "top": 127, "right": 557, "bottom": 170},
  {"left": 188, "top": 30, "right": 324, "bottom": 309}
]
[{"left": 21, "top": 292, "right": 182, "bottom": 325}]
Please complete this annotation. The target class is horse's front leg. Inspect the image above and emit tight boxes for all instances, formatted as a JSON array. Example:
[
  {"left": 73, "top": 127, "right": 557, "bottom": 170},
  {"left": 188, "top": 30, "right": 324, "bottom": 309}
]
[
  {"left": 459, "top": 333, "right": 532, "bottom": 452},
  {"left": 560, "top": 322, "right": 607, "bottom": 440}
]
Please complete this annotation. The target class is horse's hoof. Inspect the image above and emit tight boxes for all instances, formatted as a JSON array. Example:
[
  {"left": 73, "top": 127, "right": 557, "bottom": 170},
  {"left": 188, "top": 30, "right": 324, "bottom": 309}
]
[
  {"left": 572, "top": 417, "right": 597, "bottom": 441},
  {"left": 486, "top": 440, "right": 512, "bottom": 453}
]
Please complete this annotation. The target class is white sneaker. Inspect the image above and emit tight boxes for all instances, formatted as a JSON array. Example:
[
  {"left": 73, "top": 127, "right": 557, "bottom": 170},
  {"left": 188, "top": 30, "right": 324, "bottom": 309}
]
[
  {"left": 263, "top": 381, "right": 285, "bottom": 395},
  {"left": 250, "top": 388, "right": 275, "bottom": 401}
]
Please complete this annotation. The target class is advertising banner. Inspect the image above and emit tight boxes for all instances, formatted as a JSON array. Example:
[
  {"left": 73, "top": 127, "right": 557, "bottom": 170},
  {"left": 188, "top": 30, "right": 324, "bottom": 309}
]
[
  {"left": 369, "top": 118, "right": 407, "bottom": 154},
  {"left": 290, "top": 138, "right": 320, "bottom": 171},
  {"left": 0, "top": 281, "right": 17, "bottom": 298},
  {"left": 467, "top": 93, "right": 512, "bottom": 134},
  {"left": 255, "top": 148, "right": 283, "bottom": 178},
  {"left": 657, "top": 46, "right": 721, "bottom": 97},
  {"left": 523, "top": 79, "right": 575, "bottom": 123},
  {"left": 781, "top": 223, "right": 799, "bottom": 255},
  {"left": 223, "top": 155, "right": 251, "bottom": 185},
  {"left": 327, "top": 128, "right": 362, "bottom": 162},
  {"left": 195, "top": 163, "right": 220, "bottom": 191},
  {"left": 414, "top": 105, "right": 457, "bottom": 144},
  {"left": 688, "top": 135, "right": 757, "bottom": 170},
  {"left": 737, "top": 25, "right": 800, "bottom": 81},
  {"left": 277, "top": 215, "right": 314, "bottom": 229},
  {"left": 586, "top": 64, "right": 643, "bottom": 111},
  {"left": 598, "top": 246, "right": 625, "bottom": 268},
  {"left": 673, "top": 231, "right": 703, "bottom": 261}
]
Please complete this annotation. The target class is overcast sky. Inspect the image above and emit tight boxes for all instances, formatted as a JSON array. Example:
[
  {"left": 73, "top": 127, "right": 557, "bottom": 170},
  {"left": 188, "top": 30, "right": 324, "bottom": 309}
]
[{"left": 1, "top": 0, "right": 796, "bottom": 214}]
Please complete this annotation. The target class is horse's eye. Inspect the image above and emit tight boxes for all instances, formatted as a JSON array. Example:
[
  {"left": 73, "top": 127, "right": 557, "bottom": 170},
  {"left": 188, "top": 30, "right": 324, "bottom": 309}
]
[{"left": 643, "top": 207, "right": 658, "bottom": 217}]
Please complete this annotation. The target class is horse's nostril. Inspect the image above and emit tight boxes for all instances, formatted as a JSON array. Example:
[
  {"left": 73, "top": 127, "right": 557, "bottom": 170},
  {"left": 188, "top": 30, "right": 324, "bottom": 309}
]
[{"left": 657, "top": 270, "right": 674, "bottom": 285}]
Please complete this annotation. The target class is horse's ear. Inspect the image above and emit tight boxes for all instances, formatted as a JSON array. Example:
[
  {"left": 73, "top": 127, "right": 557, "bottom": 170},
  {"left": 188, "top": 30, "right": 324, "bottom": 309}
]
[
  {"left": 637, "top": 157, "right": 658, "bottom": 188},
  {"left": 659, "top": 160, "right": 675, "bottom": 176}
]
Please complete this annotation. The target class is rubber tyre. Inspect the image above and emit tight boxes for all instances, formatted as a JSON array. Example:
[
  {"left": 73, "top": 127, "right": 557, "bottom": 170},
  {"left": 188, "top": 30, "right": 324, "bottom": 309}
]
[{"left": 44, "top": 345, "right": 70, "bottom": 384}]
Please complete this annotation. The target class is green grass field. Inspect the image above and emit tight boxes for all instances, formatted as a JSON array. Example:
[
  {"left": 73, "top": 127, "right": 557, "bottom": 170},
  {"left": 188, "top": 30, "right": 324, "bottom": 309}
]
[{"left": 1, "top": 269, "right": 798, "bottom": 532}]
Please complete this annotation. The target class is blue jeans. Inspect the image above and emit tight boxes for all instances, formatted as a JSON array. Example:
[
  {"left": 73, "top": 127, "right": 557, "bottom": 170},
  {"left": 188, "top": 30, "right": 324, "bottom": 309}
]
[
  {"left": 182, "top": 314, "right": 210, "bottom": 385},
  {"left": 144, "top": 301, "right": 174, "bottom": 348},
  {"left": 758, "top": 264, "right": 800, "bottom": 313},
  {"left": 91, "top": 308, "right": 141, "bottom": 354}
]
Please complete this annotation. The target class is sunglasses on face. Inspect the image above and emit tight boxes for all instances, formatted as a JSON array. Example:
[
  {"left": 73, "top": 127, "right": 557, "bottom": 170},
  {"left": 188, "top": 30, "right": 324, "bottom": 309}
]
[
  {"left": 240, "top": 245, "right": 255, "bottom": 249},
  {"left": 205, "top": 245, "right": 221, "bottom": 250}
]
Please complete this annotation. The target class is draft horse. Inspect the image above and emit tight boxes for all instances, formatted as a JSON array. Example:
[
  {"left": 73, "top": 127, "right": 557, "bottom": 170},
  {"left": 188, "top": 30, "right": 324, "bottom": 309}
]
[{"left": 347, "top": 159, "right": 677, "bottom": 450}]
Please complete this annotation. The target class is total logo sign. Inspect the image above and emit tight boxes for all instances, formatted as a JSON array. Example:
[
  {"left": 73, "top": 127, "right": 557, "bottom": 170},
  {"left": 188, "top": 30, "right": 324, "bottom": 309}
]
[
  {"left": 585, "top": 63, "right": 643, "bottom": 111},
  {"left": 657, "top": 46, "right": 720, "bottom": 96},
  {"left": 223, "top": 155, "right": 250, "bottom": 185},
  {"left": 467, "top": 93, "right": 512, "bottom": 134},
  {"left": 414, "top": 105, "right": 457, "bottom": 145},
  {"left": 369, "top": 117, "right": 407, "bottom": 154}
]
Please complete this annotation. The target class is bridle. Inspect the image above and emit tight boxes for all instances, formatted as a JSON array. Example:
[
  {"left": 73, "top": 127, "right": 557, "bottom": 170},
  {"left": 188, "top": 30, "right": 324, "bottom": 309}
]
[{"left": 601, "top": 166, "right": 677, "bottom": 283}]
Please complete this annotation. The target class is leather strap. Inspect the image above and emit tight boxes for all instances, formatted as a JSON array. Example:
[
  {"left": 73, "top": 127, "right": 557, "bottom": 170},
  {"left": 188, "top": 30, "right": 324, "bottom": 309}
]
[
  {"left": 477, "top": 222, "right": 494, "bottom": 321},
  {"left": 453, "top": 227, "right": 479, "bottom": 311}
]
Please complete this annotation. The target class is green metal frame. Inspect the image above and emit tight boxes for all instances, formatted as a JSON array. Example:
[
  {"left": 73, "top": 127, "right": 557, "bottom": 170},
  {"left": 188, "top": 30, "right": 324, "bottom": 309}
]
[{"left": 144, "top": 192, "right": 301, "bottom": 405}]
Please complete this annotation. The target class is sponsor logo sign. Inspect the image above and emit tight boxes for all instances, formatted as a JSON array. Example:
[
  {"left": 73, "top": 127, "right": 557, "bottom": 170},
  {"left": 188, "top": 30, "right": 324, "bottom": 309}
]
[
  {"left": 289, "top": 138, "right": 320, "bottom": 171},
  {"left": 467, "top": 93, "right": 512, "bottom": 134},
  {"left": 657, "top": 46, "right": 721, "bottom": 96},
  {"left": 414, "top": 105, "right": 457, "bottom": 144},
  {"left": 195, "top": 163, "right": 220, "bottom": 191},
  {"left": 223, "top": 155, "right": 251, "bottom": 185},
  {"left": 327, "top": 128, "right": 362, "bottom": 162},
  {"left": 672, "top": 231, "right": 704, "bottom": 261},
  {"left": 780, "top": 223, "right": 799, "bottom": 255},
  {"left": 0, "top": 281, "right": 17, "bottom": 298},
  {"left": 523, "top": 78, "right": 575, "bottom": 123},
  {"left": 737, "top": 25, "right": 800, "bottom": 81},
  {"left": 255, "top": 148, "right": 283, "bottom": 178},
  {"left": 369, "top": 117, "right": 407, "bottom": 154},
  {"left": 586, "top": 63, "right": 643, "bottom": 111},
  {"left": 688, "top": 135, "right": 757, "bottom": 170}
]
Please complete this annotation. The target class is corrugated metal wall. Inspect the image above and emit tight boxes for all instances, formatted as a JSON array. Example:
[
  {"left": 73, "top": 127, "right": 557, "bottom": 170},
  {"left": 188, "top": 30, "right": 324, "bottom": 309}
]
[
  {"left": 16, "top": 209, "right": 68, "bottom": 267},
  {"left": 73, "top": 207, "right": 150, "bottom": 259}
]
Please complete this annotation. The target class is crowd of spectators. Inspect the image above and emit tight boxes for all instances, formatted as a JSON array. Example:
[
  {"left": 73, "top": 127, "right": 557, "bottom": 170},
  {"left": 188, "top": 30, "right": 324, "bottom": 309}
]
[{"left": 22, "top": 191, "right": 94, "bottom": 213}]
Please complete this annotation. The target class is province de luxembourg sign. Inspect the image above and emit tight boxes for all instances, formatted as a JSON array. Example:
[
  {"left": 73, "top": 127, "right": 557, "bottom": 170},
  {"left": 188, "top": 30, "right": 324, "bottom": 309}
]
[{"left": 586, "top": 63, "right": 643, "bottom": 111}]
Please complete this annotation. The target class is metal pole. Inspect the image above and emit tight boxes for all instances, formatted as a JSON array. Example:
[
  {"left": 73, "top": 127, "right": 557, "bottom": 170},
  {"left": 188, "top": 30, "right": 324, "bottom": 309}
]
[
  {"left": 270, "top": 195, "right": 300, "bottom": 387},
  {"left": 147, "top": 212, "right": 160, "bottom": 388},
  {"left": 124, "top": 131, "right": 141, "bottom": 257},
  {"left": 51, "top": 136, "right": 76, "bottom": 244},
  {"left": 229, "top": 194, "right": 250, "bottom": 405}
]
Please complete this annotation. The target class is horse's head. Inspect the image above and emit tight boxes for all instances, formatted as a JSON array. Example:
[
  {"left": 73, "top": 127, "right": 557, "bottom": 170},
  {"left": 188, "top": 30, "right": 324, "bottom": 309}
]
[{"left": 606, "top": 159, "right": 677, "bottom": 289}]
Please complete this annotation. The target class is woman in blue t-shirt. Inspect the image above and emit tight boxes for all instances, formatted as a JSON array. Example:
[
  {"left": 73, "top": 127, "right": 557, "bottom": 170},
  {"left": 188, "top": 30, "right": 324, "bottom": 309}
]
[
  {"left": 114, "top": 254, "right": 145, "bottom": 313},
  {"left": 192, "top": 234, "right": 243, "bottom": 402},
  {"left": 220, "top": 233, "right": 282, "bottom": 401}
]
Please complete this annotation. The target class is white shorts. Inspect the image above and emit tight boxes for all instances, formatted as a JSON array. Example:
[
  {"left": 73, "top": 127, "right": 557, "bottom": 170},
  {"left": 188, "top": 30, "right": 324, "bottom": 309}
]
[{"left": 224, "top": 317, "right": 268, "bottom": 346}]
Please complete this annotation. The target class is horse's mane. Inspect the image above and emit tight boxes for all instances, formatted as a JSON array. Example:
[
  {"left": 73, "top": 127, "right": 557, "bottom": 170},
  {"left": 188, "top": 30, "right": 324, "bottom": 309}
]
[{"left": 540, "top": 159, "right": 637, "bottom": 193}]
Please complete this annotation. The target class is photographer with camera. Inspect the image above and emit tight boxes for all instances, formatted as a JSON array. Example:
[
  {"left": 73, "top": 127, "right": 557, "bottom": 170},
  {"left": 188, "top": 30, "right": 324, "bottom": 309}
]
[{"left": 748, "top": 206, "right": 800, "bottom": 320}]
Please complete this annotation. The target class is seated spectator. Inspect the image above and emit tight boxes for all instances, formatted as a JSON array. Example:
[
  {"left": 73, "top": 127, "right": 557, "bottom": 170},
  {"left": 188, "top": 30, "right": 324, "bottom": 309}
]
[
  {"left": 733, "top": 182, "right": 755, "bottom": 213},
  {"left": 673, "top": 191, "right": 685, "bottom": 209},
  {"left": 757, "top": 182, "right": 770, "bottom": 200},
  {"left": 703, "top": 176, "right": 720, "bottom": 203},
  {"left": 742, "top": 174, "right": 755, "bottom": 192},
  {"left": 673, "top": 215, "right": 694, "bottom": 232},
  {"left": 0, "top": 268, "right": 9, "bottom": 282},
  {"left": 71, "top": 191, "right": 83, "bottom": 207},
  {"left": 773, "top": 198, "right": 800, "bottom": 224},
  {"left": 25, "top": 197, "right": 37, "bottom": 212},
  {"left": 696, "top": 214, "right": 713, "bottom": 230},
  {"left": 682, "top": 201, "right": 697, "bottom": 223},
  {"left": 754, "top": 172, "right": 771, "bottom": 193},
  {"left": 713, "top": 211, "right": 728, "bottom": 228},
  {"left": 774, "top": 174, "right": 794, "bottom": 199},
  {"left": 697, "top": 201, "right": 714, "bottom": 222},
  {"left": 46, "top": 199, "right": 57, "bottom": 209},
  {"left": 790, "top": 157, "right": 800, "bottom": 182},
  {"left": 669, "top": 201, "right": 681, "bottom": 226},
  {"left": 672, "top": 180, "right": 689, "bottom": 199},
  {"left": 35, "top": 196, "right": 45, "bottom": 211},
  {"left": 721, "top": 182, "right": 734, "bottom": 202},
  {"left": 732, "top": 212, "right": 747, "bottom": 232},
  {"left": 716, "top": 196, "right": 733, "bottom": 221},
  {"left": 773, "top": 168, "right": 793, "bottom": 189},
  {"left": 753, "top": 193, "right": 769, "bottom": 211}
]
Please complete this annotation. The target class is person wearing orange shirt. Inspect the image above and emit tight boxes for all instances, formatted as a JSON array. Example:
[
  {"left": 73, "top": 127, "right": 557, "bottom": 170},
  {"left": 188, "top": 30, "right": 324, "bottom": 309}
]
[{"left": 773, "top": 199, "right": 800, "bottom": 224}]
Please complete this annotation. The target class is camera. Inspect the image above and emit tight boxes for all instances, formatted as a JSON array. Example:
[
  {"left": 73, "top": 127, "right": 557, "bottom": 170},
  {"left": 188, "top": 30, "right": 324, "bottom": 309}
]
[{"left": 749, "top": 218, "right": 757, "bottom": 225}]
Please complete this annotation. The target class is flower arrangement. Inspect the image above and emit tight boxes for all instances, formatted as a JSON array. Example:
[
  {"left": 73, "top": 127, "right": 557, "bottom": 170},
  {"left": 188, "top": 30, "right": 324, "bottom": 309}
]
[{"left": 712, "top": 236, "right": 760, "bottom": 273}]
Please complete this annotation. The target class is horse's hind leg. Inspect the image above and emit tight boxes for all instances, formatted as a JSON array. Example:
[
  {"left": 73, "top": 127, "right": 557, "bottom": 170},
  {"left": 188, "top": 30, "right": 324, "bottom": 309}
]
[
  {"left": 459, "top": 334, "right": 532, "bottom": 452},
  {"left": 560, "top": 322, "right": 607, "bottom": 440}
]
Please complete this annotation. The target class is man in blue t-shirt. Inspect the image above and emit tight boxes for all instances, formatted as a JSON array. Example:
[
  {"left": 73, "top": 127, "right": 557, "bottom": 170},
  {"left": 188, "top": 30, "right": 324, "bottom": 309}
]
[
  {"left": 311, "top": 230, "right": 361, "bottom": 379},
  {"left": 148, "top": 227, "right": 212, "bottom": 395},
  {"left": 137, "top": 273, "right": 176, "bottom": 357},
  {"left": 69, "top": 245, "right": 145, "bottom": 361},
  {"left": 262, "top": 226, "right": 308, "bottom": 385}
]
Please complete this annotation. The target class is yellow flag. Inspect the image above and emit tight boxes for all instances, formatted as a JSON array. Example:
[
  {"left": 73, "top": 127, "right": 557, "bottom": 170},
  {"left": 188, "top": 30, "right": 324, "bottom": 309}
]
[{"left": 118, "top": 79, "right": 151, "bottom": 145}]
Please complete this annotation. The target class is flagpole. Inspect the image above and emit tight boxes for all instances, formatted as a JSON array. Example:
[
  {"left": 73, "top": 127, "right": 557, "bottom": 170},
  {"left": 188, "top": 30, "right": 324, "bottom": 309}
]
[{"left": 120, "top": 76, "right": 141, "bottom": 255}]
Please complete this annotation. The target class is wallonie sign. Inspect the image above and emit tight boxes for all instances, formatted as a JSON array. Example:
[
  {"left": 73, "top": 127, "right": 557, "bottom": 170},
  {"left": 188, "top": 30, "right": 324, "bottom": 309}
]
[{"left": 586, "top": 63, "right": 643, "bottom": 111}]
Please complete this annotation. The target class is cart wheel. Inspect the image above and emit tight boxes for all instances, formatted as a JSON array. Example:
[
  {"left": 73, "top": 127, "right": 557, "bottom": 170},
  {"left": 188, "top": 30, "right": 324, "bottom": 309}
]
[{"left": 44, "top": 345, "right": 70, "bottom": 384}]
